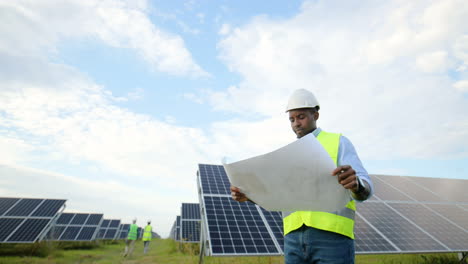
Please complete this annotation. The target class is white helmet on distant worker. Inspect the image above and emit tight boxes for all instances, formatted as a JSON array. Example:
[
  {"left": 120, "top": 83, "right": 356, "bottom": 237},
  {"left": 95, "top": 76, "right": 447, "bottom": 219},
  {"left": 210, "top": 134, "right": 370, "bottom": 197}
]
[{"left": 285, "top": 89, "right": 320, "bottom": 112}]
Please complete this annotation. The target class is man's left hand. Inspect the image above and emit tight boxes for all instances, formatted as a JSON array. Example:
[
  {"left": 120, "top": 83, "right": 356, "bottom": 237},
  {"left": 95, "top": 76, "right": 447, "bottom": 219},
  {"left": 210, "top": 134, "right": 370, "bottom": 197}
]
[{"left": 332, "top": 165, "right": 359, "bottom": 193}]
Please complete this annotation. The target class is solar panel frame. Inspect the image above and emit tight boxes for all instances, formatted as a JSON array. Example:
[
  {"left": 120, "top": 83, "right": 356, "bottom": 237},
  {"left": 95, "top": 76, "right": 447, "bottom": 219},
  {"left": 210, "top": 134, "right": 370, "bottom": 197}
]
[
  {"left": 0, "top": 197, "right": 66, "bottom": 243},
  {"left": 98, "top": 219, "right": 121, "bottom": 240},
  {"left": 47, "top": 213, "right": 103, "bottom": 241}
]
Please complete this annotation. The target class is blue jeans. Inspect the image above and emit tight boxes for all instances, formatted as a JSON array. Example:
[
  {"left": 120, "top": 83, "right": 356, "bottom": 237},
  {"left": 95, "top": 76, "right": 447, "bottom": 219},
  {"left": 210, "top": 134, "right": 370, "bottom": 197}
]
[{"left": 284, "top": 225, "right": 355, "bottom": 264}]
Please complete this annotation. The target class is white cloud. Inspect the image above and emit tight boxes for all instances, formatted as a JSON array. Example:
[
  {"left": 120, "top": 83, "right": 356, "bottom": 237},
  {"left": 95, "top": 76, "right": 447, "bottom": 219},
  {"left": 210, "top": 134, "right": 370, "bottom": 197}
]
[
  {"left": 0, "top": 0, "right": 207, "bottom": 77},
  {"left": 214, "top": 0, "right": 468, "bottom": 160},
  {"left": 415, "top": 51, "right": 449, "bottom": 72},
  {"left": 453, "top": 80, "right": 468, "bottom": 92}
]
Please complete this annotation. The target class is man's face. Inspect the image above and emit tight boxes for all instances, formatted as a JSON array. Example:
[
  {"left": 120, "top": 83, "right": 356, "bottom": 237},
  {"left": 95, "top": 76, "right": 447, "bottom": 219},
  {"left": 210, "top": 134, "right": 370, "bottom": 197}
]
[{"left": 288, "top": 108, "right": 318, "bottom": 138}]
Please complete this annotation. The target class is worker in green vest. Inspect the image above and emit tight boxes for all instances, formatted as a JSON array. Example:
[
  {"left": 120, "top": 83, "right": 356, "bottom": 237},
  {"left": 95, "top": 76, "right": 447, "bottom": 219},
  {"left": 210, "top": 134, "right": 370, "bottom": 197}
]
[
  {"left": 142, "top": 220, "right": 153, "bottom": 254},
  {"left": 231, "top": 89, "right": 373, "bottom": 264},
  {"left": 123, "top": 218, "right": 138, "bottom": 257}
]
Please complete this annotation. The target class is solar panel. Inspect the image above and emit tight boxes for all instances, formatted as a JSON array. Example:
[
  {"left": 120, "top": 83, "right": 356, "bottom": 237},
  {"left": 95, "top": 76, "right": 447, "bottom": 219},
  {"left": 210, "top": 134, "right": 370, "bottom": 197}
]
[
  {"left": 118, "top": 224, "right": 130, "bottom": 239},
  {"left": 357, "top": 202, "right": 446, "bottom": 252},
  {"left": 375, "top": 175, "right": 445, "bottom": 202},
  {"left": 169, "top": 220, "right": 177, "bottom": 240},
  {"left": 354, "top": 214, "right": 398, "bottom": 253},
  {"left": 197, "top": 164, "right": 283, "bottom": 256},
  {"left": 389, "top": 203, "right": 468, "bottom": 251},
  {"left": 47, "top": 213, "right": 103, "bottom": 241},
  {"left": 197, "top": 164, "right": 468, "bottom": 257},
  {"left": 370, "top": 176, "right": 414, "bottom": 201},
  {"left": 0, "top": 197, "right": 66, "bottom": 243},
  {"left": 180, "top": 203, "right": 201, "bottom": 243},
  {"left": 406, "top": 177, "right": 468, "bottom": 203},
  {"left": 175, "top": 216, "right": 181, "bottom": 241},
  {"left": 98, "top": 219, "right": 121, "bottom": 240}
]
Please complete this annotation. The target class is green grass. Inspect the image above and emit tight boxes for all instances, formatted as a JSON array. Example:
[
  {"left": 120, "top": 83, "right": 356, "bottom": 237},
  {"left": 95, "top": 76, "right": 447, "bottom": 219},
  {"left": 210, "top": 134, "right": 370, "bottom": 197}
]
[{"left": 0, "top": 239, "right": 462, "bottom": 264}]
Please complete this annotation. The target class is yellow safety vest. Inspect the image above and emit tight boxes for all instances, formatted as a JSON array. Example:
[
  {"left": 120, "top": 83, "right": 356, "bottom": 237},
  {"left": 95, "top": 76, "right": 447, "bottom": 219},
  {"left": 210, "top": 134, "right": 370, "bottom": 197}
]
[
  {"left": 283, "top": 131, "right": 356, "bottom": 239},
  {"left": 142, "top": 225, "right": 152, "bottom": 241},
  {"left": 127, "top": 224, "right": 138, "bottom": 240}
]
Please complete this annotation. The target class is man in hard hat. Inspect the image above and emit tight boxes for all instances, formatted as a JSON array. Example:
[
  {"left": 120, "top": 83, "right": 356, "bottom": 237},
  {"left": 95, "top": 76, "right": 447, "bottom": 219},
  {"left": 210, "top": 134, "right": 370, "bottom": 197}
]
[
  {"left": 231, "top": 89, "right": 373, "bottom": 264},
  {"left": 123, "top": 218, "right": 138, "bottom": 257},
  {"left": 142, "top": 220, "right": 153, "bottom": 254}
]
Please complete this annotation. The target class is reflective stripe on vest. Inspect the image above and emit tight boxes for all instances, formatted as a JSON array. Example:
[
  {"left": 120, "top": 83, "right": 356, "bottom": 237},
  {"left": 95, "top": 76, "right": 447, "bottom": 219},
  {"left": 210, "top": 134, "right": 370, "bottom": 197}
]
[
  {"left": 127, "top": 224, "right": 138, "bottom": 240},
  {"left": 283, "top": 131, "right": 356, "bottom": 239},
  {"left": 142, "top": 225, "right": 152, "bottom": 241}
]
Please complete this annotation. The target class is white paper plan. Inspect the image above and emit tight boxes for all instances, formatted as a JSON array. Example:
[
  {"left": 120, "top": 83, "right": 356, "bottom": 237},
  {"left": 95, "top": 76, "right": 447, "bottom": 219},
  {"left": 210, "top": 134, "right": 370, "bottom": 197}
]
[{"left": 223, "top": 133, "right": 350, "bottom": 212}]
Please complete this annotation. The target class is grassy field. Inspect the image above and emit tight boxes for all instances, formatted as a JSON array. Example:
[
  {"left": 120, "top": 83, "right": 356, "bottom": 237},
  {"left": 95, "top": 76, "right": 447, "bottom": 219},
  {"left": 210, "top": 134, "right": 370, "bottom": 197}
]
[{"left": 0, "top": 239, "right": 462, "bottom": 264}]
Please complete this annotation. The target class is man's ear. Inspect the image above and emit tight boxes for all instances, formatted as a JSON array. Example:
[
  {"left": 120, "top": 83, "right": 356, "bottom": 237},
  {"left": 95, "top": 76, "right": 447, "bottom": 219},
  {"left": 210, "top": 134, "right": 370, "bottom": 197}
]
[{"left": 314, "top": 111, "right": 319, "bottom": 121}]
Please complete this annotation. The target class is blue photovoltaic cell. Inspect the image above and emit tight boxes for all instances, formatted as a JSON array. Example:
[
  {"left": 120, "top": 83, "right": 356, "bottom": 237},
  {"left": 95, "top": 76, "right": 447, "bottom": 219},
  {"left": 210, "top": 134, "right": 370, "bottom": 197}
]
[
  {"left": 0, "top": 218, "right": 24, "bottom": 241},
  {"left": 47, "top": 226, "right": 66, "bottom": 240},
  {"left": 0, "top": 198, "right": 65, "bottom": 243},
  {"left": 48, "top": 213, "right": 103, "bottom": 241},
  {"left": 119, "top": 224, "right": 130, "bottom": 239},
  {"left": 5, "top": 199, "right": 42, "bottom": 217},
  {"left": 181, "top": 221, "right": 200, "bottom": 242},
  {"left": 354, "top": 214, "right": 398, "bottom": 253},
  {"left": 0, "top": 198, "right": 19, "bottom": 216},
  {"left": 71, "top": 214, "right": 88, "bottom": 225},
  {"left": 182, "top": 203, "right": 200, "bottom": 219},
  {"left": 31, "top": 199, "right": 66, "bottom": 217},
  {"left": 7, "top": 218, "right": 50, "bottom": 242},
  {"left": 104, "top": 229, "right": 117, "bottom": 239},
  {"left": 101, "top": 219, "right": 110, "bottom": 228},
  {"left": 60, "top": 226, "right": 81, "bottom": 240},
  {"left": 77, "top": 226, "right": 97, "bottom": 240},
  {"left": 56, "top": 213, "right": 74, "bottom": 225},
  {"left": 259, "top": 208, "right": 284, "bottom": 252},
  {"left": 198, "top": 164, "right": 231, "bottom": 195},
  {"left": 204, "top": 196, "right": 279, "bottom": 255},
  {"left": 85, "top": 214, "right": 103, "bottom": 225},
  {"left": 109, "top": 220, "right": 120, "bottom": 228},
  {"left": 180, "top": 203, "right": 201, "bottom": 243}
]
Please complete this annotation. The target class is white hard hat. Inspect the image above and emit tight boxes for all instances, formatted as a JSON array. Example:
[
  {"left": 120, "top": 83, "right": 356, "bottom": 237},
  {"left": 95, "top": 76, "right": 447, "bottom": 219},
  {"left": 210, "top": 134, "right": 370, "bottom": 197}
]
[{"left": 285, "top": 89, "right": 320, "bottom": 112}]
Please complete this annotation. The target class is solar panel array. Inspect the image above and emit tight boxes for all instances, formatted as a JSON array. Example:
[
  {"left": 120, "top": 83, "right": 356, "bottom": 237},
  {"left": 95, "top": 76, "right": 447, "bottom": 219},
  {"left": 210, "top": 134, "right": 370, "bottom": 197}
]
[
  {"left": 197, "top": 164, "right": 468, "bottom": 256},
  {"left": 197, "top": 164, "right": 283, "bottom": 256},
  {"left": 97, "top": 219, "right": 121, "bottom": 240},
  {"left": 180, "top": 203, "right": 201, "bottom": 243},
  {"left": 47, "top": 213, "right": 103, "bottom": 241},
  {"left": 0, "top": 198, "right": 66, "bottom": 243}
]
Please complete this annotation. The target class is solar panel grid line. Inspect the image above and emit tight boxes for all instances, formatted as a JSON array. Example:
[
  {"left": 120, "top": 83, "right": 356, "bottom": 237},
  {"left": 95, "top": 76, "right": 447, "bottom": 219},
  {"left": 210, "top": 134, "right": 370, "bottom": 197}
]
[
  {"left": 404, "top": 176, "right": 449, "bottom": 202},
  {"left": 254, "top": 205, "right": 283, "bottom": 254},
  {"left": 389, "top": 203, "right": 468, "bottom": 251},
  {"left": 380, "top": 176, "right": 447, "bottom": 203},
  {"left": 355, "top": 211, "right": 401, "bottom": 253},
  {"left": 421, "top": 204, "right": 468, "bottom": 233},
  {"left": 2, "top": 218, "right": 26, "bottom": 243},
  {"left": 0, "top": 198, "right": 21, "bottom": 216},
  {"left": 384, "top": 202, "right": 450, "bottom": 251}
]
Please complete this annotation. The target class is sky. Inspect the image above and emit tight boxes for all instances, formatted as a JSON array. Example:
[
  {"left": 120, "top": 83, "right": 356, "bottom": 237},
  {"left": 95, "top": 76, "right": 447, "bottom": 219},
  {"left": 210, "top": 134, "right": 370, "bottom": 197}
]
[{"left": 1, "top": 0, "right": 467, "bottom": 238}]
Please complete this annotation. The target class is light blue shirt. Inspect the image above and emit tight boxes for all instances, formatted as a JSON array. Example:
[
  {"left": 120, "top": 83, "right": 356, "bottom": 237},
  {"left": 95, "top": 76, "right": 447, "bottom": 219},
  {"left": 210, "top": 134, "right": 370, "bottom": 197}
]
[{"left": 313, "top": 127, "right": 374, "bottom": 200}]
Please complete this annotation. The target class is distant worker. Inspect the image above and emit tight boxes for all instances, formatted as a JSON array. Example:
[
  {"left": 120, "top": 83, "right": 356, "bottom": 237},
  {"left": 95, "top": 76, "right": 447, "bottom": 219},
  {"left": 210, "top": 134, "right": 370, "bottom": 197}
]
[
  {"left": 142, "top": 220, "right": 153, "bottom": 254},
  {"left": 123, "top": 218, "right": 138, "bottom": 257},
  {"left": 231, "top": 89, "right": 373, "bottom": 264}
]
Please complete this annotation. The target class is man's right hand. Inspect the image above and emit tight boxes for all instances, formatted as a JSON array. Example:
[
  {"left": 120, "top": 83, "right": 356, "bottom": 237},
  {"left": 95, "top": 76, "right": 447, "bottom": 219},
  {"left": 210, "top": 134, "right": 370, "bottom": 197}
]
[{"left": 230, "top": 186, "right": 249, "bottom": 202}]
